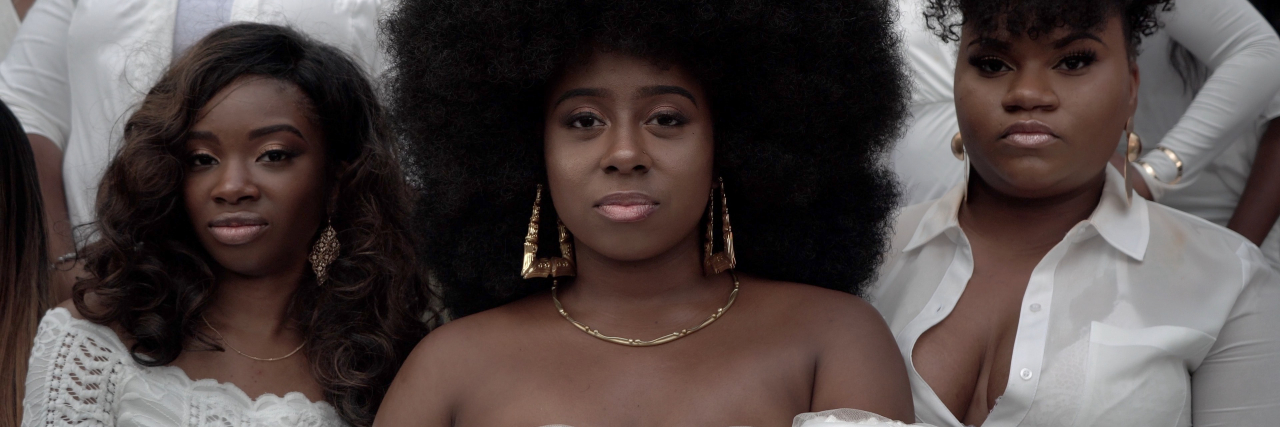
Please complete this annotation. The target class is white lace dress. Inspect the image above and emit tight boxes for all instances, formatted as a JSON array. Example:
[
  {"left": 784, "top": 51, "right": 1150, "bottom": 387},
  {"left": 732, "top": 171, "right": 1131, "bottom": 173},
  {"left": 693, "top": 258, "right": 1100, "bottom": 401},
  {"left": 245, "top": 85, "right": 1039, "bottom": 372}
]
[{"left": 21, "top": 308, "right": 345, "bottom": 427}]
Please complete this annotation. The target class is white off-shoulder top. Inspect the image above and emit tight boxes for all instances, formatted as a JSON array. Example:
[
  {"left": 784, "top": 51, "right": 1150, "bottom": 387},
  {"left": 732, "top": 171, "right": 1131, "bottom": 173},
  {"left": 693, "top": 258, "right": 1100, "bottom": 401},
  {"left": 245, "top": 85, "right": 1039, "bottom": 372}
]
[{"left": 21, "top": 308, "right": 346, "bottom": 427}]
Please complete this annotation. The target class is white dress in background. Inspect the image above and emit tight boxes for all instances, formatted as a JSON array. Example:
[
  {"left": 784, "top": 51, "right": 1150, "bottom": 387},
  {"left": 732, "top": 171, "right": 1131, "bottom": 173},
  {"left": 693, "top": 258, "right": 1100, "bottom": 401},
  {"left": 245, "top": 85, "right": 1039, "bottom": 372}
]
[
  {"left": 21, "top": 308, "right": 346, "bottom": 427},
  {"left": 871, "top": 165, "right": 1280, "bottom": 426},
  {"left": 1134, "top": 2, "right": 1280, "bottom": 268},
  {"left": 890, "top": 0, "right": 1280, "bottom": 210},
  {"left": 0, "top": 0, "right": 389, "bottom": 238},
  {"left": 541, "top": 409, "right": 931, "bottom": 427}
]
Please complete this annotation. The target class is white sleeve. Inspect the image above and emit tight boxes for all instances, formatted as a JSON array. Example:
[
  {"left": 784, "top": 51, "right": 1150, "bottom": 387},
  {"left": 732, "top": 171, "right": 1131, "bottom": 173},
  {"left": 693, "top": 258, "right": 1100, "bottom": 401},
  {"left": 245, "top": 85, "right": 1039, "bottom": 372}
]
[
  {"left": 21, "top": 310, "right": 124, "bottom": 426},
  {"left": 1189, "top": 243, "right": 1280, "bottom": 426},
  {"left": 1138, "top": 0, "right": 1280, "bottom": 195},
  {"left": 0, "top": 0, "right": 74, "bottom": 150}
]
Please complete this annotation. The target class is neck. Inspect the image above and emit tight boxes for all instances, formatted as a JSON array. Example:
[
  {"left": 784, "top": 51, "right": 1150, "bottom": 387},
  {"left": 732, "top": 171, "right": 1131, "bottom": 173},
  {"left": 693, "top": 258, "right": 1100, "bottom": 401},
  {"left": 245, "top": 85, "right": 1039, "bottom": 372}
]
[
  {"left": 959, "top": 169, "right": 1106, "bottom": 253},
  {"left": 205, "top": 264, "right": 305, "bottom": 337},
  {"left": 560, "top": 230, "right": 729, "bottom": 317}
]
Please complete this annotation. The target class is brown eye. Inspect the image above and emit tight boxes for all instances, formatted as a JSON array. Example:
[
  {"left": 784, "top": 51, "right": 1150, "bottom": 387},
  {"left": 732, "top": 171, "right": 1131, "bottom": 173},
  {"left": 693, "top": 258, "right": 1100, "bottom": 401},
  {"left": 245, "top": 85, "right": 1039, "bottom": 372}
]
[
  {"left": 1056, "top": 51, "right": 1098, "bottom": 71},
  {"left": 972, "top": 57, "right": 1012, "bottom": 74},
  {"left": 646, "top": 112, "right": 687, "bottom": 127},
  {"left": 567, "top": 112, "right": 605, "bottom": 129},
  {"left": 190, "top": 153, "right": 218, "bottom": 167},
  {"left": 257, "top": 149, "right": 295, "bottom": 162}
]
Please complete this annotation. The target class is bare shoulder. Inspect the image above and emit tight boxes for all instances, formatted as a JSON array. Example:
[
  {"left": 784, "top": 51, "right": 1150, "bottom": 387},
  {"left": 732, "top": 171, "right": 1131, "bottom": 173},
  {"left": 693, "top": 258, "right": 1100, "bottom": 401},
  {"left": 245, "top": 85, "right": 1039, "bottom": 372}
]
[
  {"left": 745, "top": 276, "right": 888, "bottom": 335},
  {"left": 743, "top": 277, "right": 912, "bottom": 419},
  {"left": 378, "top": 297, "right": 548, "bottom": 426}
]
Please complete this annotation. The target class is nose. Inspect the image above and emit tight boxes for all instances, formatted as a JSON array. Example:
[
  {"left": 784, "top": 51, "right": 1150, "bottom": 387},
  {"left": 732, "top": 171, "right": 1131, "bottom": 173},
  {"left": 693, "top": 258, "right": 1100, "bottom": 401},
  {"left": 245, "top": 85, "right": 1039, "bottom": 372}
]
[
  {"left": 599, "top": 124, "right": 652, "bottom": 175},
  {"left": 1002, "top": 68, "right": 1059, "bottom": 113},
  {"left": 210, "top": 161, "right": 260, "bottom": 205}
]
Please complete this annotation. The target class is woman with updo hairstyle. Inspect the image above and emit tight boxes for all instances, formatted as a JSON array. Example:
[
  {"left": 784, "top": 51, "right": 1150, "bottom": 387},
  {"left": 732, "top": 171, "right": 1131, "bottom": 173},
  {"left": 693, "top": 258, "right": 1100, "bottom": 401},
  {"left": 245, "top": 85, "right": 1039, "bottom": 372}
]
[
  {"left": 870, "top": 0, "right": 1280, "bottom": 426},
  {"left": 22, "top": 23, "right": 428, "bottom": 426},
  {"left": 376, "top": 1, "right": 920, "bottom": 426}
]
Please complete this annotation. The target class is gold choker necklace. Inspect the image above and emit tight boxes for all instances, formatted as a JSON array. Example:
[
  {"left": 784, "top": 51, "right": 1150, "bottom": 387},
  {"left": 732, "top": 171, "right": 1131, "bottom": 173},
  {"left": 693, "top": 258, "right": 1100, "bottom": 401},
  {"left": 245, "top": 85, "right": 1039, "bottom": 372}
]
[
  {"left": 551, "top": 270, "right": 740, "bottom": 347},
  {"left": 201, "top": 315, "right": 305, "bottom": 362}
]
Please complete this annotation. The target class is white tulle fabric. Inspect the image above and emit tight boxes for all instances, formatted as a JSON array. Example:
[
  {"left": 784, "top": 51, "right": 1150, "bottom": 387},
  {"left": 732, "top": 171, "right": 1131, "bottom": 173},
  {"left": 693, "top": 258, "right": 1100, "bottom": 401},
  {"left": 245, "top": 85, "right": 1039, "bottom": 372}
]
[
  {"left": 21, "top": 308, "right": 345, "bottom": 427},
  {"left": 541, "top": 409, "right": 932, "bottom": 427}
]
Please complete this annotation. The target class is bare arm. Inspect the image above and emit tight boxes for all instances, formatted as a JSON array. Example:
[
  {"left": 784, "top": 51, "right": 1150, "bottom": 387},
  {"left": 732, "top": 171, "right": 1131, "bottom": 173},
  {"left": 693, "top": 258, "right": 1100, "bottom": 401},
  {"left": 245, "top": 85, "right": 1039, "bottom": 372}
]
[
  {"left": 1227, "top": 119, "right": 1280, "bottom": 245},
  {"left": 810, "top": 296, "right": 914, "bottom": 422},
  {"left": 373, "top": 326, "right": 464, "bottom": 427},
  {"left": 12, "top": 0, "right": 32, "bottom": 19},
  {"left": 29, "top": 134, "right": 80, "bottom": 302}
]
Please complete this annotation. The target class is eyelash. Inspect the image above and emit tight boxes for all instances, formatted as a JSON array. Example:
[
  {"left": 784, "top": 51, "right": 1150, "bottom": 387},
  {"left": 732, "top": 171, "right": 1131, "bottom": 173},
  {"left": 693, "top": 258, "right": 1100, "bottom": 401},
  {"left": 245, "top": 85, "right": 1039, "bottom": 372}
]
[
  {"left": 565, "top": 112, "right": 605, "bottom": 129},
  {"left": 646, "top": 111, "right": 688, "bottom": 127},
  {"left": 258, "top": 149, "right": 297, "bottom": 162},
  {"left": 1056, "top": 49, "right": 1098, "bottom": 70}
]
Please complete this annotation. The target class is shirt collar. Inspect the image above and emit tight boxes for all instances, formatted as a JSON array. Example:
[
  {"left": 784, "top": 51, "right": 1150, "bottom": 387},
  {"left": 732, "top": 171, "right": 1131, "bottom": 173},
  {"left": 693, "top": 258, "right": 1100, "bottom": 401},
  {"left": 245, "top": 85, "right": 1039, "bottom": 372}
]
[{"left": 903, "top": 164, "right": 1149, "bottom": 261}]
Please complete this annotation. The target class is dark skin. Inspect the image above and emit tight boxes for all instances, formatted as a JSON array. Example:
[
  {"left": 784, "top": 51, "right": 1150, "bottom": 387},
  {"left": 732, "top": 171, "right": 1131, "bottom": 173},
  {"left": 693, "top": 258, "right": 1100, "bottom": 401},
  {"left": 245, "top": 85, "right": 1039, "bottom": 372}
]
[
  {"left": 375, "top": 52, "right": 913, "bottom": 427},
  {"left": 1228, "top": 118, "right": 1280, "bottom": 245},
  {"left": 63, "top": 76, "right": 330, "bottom": 402},
  {"left": 912, "top": 16, "right": 1139, "bottom": 426}
]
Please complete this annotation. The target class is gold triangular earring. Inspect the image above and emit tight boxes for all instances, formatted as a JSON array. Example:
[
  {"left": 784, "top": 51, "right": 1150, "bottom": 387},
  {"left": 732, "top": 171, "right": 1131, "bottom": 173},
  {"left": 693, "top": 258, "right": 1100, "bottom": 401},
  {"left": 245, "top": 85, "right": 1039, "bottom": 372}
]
[
  {"left": 521, "top": 184, "right": 576, "bottom": 279},
  {"left": 703, "top": 177, "right": 736, "bottom": 275}
]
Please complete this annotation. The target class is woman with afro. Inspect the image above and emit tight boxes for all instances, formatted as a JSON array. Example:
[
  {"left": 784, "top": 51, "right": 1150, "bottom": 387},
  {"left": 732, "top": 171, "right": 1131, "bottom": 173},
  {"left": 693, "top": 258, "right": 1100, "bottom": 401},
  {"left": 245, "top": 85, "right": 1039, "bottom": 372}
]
[
  {"left": 870, "top": 0, "right": 1280, "bottom": 425},
  {"left": 376, "top": 0, "right": 922, "bottom": 425}
]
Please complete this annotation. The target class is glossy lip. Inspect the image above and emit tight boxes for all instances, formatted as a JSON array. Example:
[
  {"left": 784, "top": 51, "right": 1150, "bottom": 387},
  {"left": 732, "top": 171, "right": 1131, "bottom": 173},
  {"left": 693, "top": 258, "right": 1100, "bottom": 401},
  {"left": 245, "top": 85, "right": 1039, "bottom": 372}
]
[
  {"left": 593, "top": 191, "right": 660, "bottom": 223},
  {"left": 207, "top": 212, "right": 269, "bottom": 246},
  {"left": 1000, "top": 120, "right": 1059, "bottom": 148}
]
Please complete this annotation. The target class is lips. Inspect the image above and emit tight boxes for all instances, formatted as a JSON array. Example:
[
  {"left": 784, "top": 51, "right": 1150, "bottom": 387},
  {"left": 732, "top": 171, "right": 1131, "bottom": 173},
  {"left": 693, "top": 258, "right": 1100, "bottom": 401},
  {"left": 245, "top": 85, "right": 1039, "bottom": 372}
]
[
  {"left": 208, "top": 212, "right": 269, "bottom": 245},
  {"left": 594, "top": 192, "right": 659, "bottom": 223},
  {"left": 1001, "top": 120, "right": 1058, "bottom": 148}
]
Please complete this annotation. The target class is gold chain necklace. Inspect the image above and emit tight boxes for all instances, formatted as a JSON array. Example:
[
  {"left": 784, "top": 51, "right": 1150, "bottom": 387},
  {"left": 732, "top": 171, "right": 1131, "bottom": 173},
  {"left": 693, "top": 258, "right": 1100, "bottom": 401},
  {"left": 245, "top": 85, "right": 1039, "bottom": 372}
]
[
  {"left": 551, "top": 270, "right": 740, "bottom": 347},
  {"left": 201, "top": 315, "right": 305, "bottom": 362}
]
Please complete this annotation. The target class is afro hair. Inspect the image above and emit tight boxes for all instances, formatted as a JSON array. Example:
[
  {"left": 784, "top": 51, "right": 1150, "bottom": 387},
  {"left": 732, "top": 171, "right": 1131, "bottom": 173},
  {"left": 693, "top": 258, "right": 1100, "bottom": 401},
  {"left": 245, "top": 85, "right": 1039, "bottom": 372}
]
[
  {"left": 924, "top": 0, "right": 1174, "bottom": 55},
  {"left": 386, "top": 0, "right": 910, "bottom": 318}
]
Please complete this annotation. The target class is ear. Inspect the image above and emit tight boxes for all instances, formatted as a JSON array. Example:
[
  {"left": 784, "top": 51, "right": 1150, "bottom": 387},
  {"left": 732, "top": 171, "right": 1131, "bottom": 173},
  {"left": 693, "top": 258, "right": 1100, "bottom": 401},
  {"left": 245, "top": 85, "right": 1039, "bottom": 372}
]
[
  {"left": 326, "top": 160, "right": 352, "bottom": 214},
  {"left": 1127, "top": 59, "right": 1141, "bottom": 117}
]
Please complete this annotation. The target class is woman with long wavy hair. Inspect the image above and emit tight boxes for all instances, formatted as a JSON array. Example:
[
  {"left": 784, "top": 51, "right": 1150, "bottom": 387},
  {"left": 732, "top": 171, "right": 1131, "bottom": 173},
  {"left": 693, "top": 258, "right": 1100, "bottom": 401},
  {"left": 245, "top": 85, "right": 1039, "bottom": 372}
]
[
  {"left": 1, "top": 99, "right": 51, "bottom": 426},
  {"left": 20, "top": 23, "right": 428, "bottom": 426}
]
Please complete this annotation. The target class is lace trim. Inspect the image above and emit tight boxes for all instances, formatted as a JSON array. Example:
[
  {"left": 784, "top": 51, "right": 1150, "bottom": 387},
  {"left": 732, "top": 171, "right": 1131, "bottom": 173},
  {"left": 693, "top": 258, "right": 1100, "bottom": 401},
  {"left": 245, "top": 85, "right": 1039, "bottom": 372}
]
[{"left": 24, "top": 308, "right": 341, "bottom": 426}]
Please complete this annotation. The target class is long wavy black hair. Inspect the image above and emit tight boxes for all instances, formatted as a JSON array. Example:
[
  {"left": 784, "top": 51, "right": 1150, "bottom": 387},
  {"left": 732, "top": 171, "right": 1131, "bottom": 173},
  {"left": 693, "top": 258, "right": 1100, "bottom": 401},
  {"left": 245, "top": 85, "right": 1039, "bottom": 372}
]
[
  {"left": 387, "top": 0, "right": 909, "bottom": 318},
  {"left": 73, "top": 23, "right": 428, "bottom": 425}
]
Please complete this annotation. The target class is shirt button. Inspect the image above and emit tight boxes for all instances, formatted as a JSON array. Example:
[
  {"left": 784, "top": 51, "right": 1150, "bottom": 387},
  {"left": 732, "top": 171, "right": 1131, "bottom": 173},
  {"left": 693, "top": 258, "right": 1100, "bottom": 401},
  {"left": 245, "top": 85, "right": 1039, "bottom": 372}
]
[
  {"left": 1020, "top": 368, "right": 1033, "bottom": 380},
  {"left": 1029, "top": 303, "right": 1042, "bottom": 312}
]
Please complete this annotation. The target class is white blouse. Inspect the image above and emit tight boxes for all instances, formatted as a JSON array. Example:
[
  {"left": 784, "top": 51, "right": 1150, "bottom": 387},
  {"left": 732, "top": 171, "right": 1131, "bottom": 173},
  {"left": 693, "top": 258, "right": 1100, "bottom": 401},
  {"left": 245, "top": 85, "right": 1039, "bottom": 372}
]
[
  {"left": 0, "top": 0, "right": 388, "bottom": 233},
  {"left": 870, "top": 165, "right": 1280, "bottom": 427},
  {"left": 22, "top": 308, "right": 346, "bottom": 427},
  {"left": 890, "top": 0, "right": 1280, "bottom": 207}
]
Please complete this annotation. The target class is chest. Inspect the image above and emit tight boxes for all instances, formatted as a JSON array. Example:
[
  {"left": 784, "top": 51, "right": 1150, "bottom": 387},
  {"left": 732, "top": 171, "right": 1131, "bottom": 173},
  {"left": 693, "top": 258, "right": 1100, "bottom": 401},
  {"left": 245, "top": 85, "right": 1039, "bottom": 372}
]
[
  {"left": 909, "top": 246, "right": 1045, "bottom": 424},
  {"left": 454, "top": 337, "right": 815, "bottom": 427}
]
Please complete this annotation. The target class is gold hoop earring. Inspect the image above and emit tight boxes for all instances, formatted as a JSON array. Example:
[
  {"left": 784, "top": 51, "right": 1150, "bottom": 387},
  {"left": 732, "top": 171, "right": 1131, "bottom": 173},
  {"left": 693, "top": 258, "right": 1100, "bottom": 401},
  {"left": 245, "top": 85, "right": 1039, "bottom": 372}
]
[
  {"left": 309, "top": 219, "right": 339, "bottom": 286},
  {"left": 703, "top": 177, "right": 737, "bottom": 275},
  {"left": 1120, "top": 118, "right": 1143, "bottom": 202},
  {"left": 951, "top": 132, "right": 965, "bottom": 161},
  {"left": 521, "top": 184, "right": 576, "bottom": 279}
]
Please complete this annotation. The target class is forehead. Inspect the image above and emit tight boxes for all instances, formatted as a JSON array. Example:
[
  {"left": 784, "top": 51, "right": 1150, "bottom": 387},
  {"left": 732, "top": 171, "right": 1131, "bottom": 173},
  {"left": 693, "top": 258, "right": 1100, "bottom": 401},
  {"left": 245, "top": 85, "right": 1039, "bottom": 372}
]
[
  {"left": 550, "top": 51, "right": 703, "bottom": 95},
  {"left": 960, "top": 13, "right": 1124, "bottom": 48},
  {"left": 193, "top": 77, "right": 316, "bottom": 130}
]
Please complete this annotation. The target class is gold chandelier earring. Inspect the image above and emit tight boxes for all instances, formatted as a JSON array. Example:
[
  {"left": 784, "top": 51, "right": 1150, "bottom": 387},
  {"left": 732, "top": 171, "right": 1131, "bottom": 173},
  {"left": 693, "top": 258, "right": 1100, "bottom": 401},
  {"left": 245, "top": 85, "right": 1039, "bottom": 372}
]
[
  {"left": 521, "top": 184, "right": 576, "bottom": 279},
  {"left": 703, "top": 177, "right": 737, "bottom": 275},
  {"left": 309, "top": 218, "right": 339, "bottom": 286}
]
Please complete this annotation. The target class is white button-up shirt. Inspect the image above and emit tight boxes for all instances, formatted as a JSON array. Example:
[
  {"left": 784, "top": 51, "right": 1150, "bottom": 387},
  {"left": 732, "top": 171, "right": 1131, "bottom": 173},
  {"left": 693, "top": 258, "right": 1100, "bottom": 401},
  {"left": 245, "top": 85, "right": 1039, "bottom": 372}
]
[
  {"left": 870, "top": 165, "right": 1280, "bottom": 427},
  {"left": 0, "top": 0, "right": 388, "bottom": 233}
]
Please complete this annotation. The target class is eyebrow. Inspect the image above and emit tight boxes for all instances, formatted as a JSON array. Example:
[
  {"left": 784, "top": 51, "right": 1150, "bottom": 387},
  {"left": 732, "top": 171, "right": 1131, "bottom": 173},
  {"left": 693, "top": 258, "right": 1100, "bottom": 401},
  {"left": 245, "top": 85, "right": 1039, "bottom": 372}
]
[
  {"left": 968, "top": 37, "right": 1012, "bottom": 52},
  {"left": 248, "top": 124, "right": 307, "bottom": 141},
  {"left": 1052, "top": 31, "right": 1105, "bottom": 49},
  {"left": 188, "top": 130, "right": 219, "bottom": 143},
  {"left": 636, "top": 85, "right": 697, "bottom": 106},
  {"left": 554, "top": 88, "right": 610, "bottom": 108}
]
